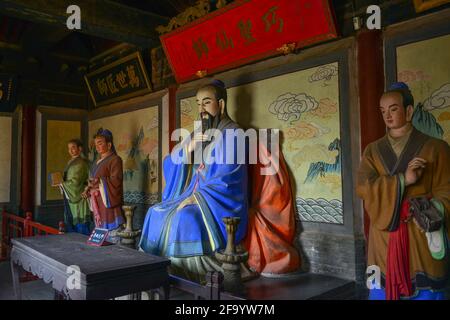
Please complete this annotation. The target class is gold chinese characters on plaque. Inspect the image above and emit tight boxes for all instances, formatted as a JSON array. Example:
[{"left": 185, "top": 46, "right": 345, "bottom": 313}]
[{"left": 84, "top": 52, "right": 152, "bottom": 107}]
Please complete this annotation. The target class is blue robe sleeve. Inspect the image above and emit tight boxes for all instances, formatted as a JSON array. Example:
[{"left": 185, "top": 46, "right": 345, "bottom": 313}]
[{"left": 162, "top": 142, "right": 192, "bottom": 202}]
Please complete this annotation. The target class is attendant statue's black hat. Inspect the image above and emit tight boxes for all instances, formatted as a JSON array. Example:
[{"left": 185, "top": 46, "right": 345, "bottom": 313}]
[
  {"left": 94, "top": 128, "right": 117, "bottom": 154},
  {"left": 385, "top": 82, "right": 414, "bottom": 109}
]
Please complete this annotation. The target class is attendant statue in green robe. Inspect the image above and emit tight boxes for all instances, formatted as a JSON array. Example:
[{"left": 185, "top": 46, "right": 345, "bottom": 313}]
[{"left": 59, "top": 139, "right": 92, "bottom": 235}]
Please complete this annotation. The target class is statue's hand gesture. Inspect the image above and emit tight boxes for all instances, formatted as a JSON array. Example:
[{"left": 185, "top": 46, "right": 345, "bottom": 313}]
[
  {"left": 88, "top": 177, "right": 99, "bottom": 188},
  {"left": 405, "top": 157, "right": 427, "bottom": 186},
  {"left": 188, "top": 133, "right": 208, "bottom": 153},
  {"left": 81, "top": 185, "right": 90, "bottom": 199}
]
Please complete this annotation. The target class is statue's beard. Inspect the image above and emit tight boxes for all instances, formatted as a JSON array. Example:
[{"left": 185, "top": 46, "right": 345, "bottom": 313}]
[
  {"left": 200, "top": 111, "right": 220, "bottom": 133},
  {"left": 200, "top": 111, "right": 220, "bottom": 150}
]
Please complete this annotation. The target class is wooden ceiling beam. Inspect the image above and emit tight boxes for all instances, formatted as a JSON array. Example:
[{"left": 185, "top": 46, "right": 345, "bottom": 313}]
[
  {"left": 0, "top": 0, "right": 169, "bottom": 48},
  {"left": 0, "top": 40, "right": 89, "bottom": 63}
]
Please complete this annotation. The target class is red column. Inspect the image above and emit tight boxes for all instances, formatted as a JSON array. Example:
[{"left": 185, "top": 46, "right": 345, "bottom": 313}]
[
  {"left": 357, "top": 29, "right": 386, "bottom": 249},
  {"left": 1, "top": 208, "right": 7, "bottom": 260},
  {"left": 20, "top": 105, "right": 36, "bottom": 216},
  {"left": 168, "top": 85, "right": 178, "bottom": 152}
]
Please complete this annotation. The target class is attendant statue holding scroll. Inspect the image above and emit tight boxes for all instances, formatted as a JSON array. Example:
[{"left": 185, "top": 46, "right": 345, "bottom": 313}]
[
  {"left": 83, "top": 129, "right": 125, "bottom": 243},
  {"left": 139, "top": 80, "right": 248, "bottom": 282}
]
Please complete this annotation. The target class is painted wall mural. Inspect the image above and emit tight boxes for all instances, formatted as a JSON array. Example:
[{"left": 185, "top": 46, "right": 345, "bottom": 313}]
[
  {"left": 180, "top": 97, "right": 198, "bottom": 134},
  {"left": 0, "top": 116, "right": 12, "bottom": 203},
  {"left": 88, "top": 106, "right": 160, "bottom": 205},
  {"left": 179, "top": 62, "right": 343, "bottom": 224},
  {"left": 46, "top": 120, "right": 81, "bottom": 201},
  {"left": 396, "top": 34, "right": 450, "bottom": 144}
]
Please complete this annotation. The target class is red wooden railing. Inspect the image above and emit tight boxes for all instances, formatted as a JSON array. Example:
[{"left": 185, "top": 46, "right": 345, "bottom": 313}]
[
  {"left": 1, "top": 208, "right": 65, "bottom": 282},
  {"left": 0, "top": 208, "right": 64, "bottom": 262}
]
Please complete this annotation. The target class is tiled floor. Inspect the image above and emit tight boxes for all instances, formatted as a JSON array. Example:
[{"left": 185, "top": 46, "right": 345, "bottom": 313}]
[
  {"left": 0, "top": 261, "right": 366, "bottom": 300},
  {"left": 0, "top": 261, "right": 54, "bottom": 300},
  {"left": 243, "top": 272, "right": 366, "bottom": 300}
]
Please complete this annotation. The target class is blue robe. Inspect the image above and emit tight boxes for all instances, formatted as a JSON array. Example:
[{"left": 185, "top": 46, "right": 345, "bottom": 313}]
[
  {"left": 369, "top": 288, "right": 446, "bottom": 300},
  {"left": 139, "top": 119, "right": 248, "bottom": 258}
]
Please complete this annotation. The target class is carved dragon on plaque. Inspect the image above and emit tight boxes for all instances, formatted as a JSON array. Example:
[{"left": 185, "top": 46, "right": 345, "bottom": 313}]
[
  {"left": 156, "top": 0, "right": 231, "bottom": 35},
  {"left": 156, "top": 0, "right": 211, "bottom": 35}
]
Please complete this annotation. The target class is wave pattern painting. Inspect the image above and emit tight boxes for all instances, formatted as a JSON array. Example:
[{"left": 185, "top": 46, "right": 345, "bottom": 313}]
[{"left": 296, "top": 197, "right": 343, "bottom": 224}]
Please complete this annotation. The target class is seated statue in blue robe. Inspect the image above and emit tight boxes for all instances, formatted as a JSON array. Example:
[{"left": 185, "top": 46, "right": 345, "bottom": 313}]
[{"left": 139, "top": 80, "right": 248, "bottom": 282}]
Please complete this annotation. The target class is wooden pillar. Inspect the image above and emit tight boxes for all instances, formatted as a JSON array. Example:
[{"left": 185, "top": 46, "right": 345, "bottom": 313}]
[
  {"left": 357, "top": 29, "right": 386, "bottom": 248},
  {"left": 20, "top": 105, "right": 36, "bottom": 216},
  {"left": 168, "top": 85, "right": 178, "bottom": 153}
]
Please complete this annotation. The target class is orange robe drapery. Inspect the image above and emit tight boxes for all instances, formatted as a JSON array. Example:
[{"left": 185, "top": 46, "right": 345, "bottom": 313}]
[{"left": 244, "top": 143, "right": 301, "bottom": 274}]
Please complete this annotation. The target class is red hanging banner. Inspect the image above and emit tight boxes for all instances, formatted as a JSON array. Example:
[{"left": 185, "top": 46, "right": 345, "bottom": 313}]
[{"left": 160, "top": 0, "right": 338, "bottom": 83}]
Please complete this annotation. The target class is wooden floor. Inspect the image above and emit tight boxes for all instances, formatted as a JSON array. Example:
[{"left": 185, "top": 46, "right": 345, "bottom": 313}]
[{"left": 0, "top": 261, "right": 368, "bottom": 300}]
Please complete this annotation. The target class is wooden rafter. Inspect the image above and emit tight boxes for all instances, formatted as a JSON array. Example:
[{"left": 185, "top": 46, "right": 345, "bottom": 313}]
[{"left": 0, "top": 0, "right": 169, "bottom": 48}]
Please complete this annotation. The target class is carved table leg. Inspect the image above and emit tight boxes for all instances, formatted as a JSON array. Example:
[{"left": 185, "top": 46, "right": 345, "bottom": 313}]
[
  {"left": 54, "top": 290, "right": 66, "bottom": 300},
  {"left": 159, "top": 282, "right": 171, "bottom": 300},
  {"left": 127, "top": 292, "right": 142, "bottom": 300},
  {"left": 206, "top": 271, "right": 223, "bottom": 300},
  {"left": 149, "top": 290, "right": 156, "bottom": 300},
  {"left": 10, "top": 259, "right": 22, "bottom": 300}
]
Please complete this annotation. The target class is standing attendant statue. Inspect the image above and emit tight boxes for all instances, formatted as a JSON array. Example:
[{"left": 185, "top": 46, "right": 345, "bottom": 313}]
[
  {"left": 56, "top": 139, "right": 91, "bottom": 235},
  {"left": 357, "top": 82, "right": 450, "bottom": 300},
  {"left": 83, "top": 128, "right": 125, "bottom": 243}
]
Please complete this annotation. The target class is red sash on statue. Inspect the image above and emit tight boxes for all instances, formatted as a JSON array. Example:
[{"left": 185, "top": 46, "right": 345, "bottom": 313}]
[
  {"left": 90, "top": 190, "right": 102, "bottom": 227},
  {"left": 385, "top": 200, "right": 413, "bottom": 300}
]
